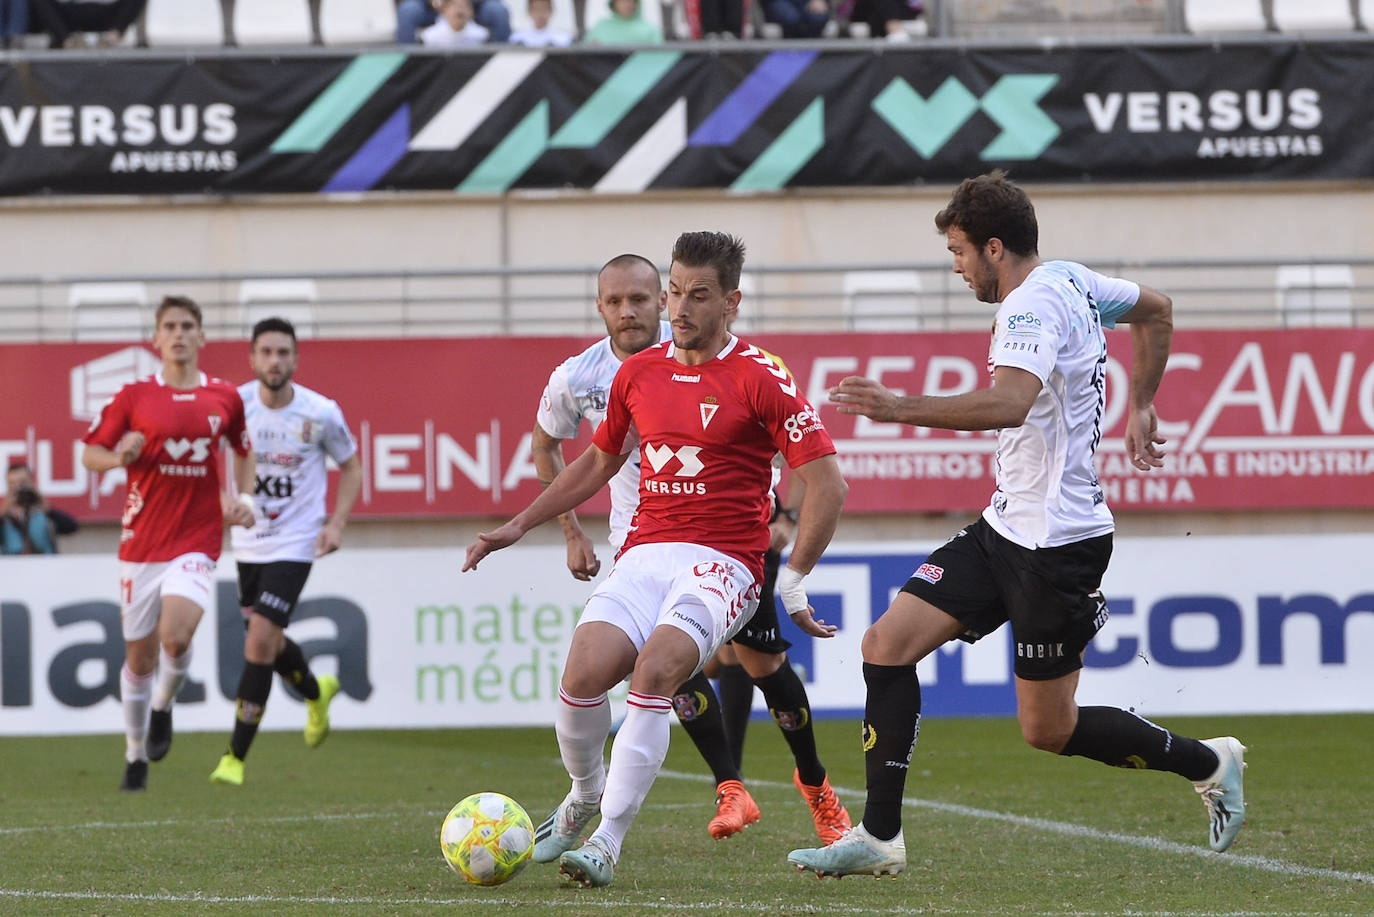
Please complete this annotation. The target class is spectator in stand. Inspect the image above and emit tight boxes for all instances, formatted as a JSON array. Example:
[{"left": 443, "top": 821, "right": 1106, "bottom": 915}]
[
  {"left": 397, "top": 0, "right": 512, "bottom": 43},
  {"left": 511, "top": 0, "right": 572, "bottom": 46},
  {"left": 843, "top": 0, "right": 919, "bottom": 39},
  {"left": 0, "top": 0, "right": 28, "bottom": 49},
  {"left": 764, "top": 0, "right": 829, "bottom": 38},
  {"left": 1, "top": 461, "right": 79, "bottom": 555},
  {"left": 421, "top": 0, "right": 490, "bottom": 45},
  {"left": 26, "top": 0, "right": 145, "bottom": 48},
  {"left": 582, "top": 0, "right": 660, "bottom": 43},
  {"left": 695, "top": 0, "right": 744, "bottom": 39}
]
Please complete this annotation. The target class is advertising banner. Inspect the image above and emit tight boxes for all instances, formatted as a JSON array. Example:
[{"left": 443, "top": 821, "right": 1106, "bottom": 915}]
[
  {"left": 3, "top": 328, "right": 1373, "bottom": 520},
  {"left": 2, "top": 535, "right": 1370, "bottom": 736},
  {"left": 0, "top": 41, "right": 1371, "bottom": 195}
]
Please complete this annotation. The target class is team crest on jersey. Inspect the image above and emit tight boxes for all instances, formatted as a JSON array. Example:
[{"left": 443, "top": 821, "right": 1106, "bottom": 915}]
[
  {"left": 208, "top": 414, "right": 221, "bottom": 436},
  {"left": 699, "top": 396, "right": 719, "bottom": 430},
  {"left": 300, "top": 419, "right": 313, "bottom": 443},
  {"left": 586, "top": 386, "right": 608, "bottom": 411}
]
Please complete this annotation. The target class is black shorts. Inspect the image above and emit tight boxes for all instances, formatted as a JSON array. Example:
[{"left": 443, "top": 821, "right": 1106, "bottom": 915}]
[
  {"left": 729, "top": 548, "right": 792, "bottom": 655},
  {"left": 900, "top": 517, "right": 1112, "bottom": 681},
  {"left": 236, "top": 561, "right": 313, "bottom": 628}
]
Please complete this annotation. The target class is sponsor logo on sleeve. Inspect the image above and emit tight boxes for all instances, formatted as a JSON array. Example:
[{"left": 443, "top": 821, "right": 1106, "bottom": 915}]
[{"left": 913, "top": 562, "right": 943, "bottom": 584}]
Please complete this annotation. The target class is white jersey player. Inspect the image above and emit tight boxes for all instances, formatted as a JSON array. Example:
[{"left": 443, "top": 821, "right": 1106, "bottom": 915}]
[
  {"left": 791, "top": 170, "right": 1246, "bottom": 880},
  {"left": 209, "top": 316, "right": 363, "bottom": 787}
]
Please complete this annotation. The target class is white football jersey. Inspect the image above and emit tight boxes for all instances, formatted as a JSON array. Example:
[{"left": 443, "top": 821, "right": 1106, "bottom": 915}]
[
  {"left": 536, "top": 321, "right": 671, "bottom": 547},
  {"left": 231, "top": 381, "right": 358, "bottom": 563},
  {"left": 982, "top": 260, "right": 1139, "bottom": 549}
]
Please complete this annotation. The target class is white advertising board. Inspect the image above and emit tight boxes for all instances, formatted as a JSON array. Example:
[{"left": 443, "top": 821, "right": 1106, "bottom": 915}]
[{"left": 1, "top": 534, "right": 1371, "bottom": 735}]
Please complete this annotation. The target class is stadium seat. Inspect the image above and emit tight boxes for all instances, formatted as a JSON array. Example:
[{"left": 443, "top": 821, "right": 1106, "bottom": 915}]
[
  {"left": 1271, "top": 0, "right": 1356, "bottom": 32},
  {"left": 68, "top": 282, "right": 149, "bottom": 342},
  {"left": 143, "top": 0, "right": 226, "bottom": 46},
  {"left": 239, "top": 279, "right": 319, "bottom": 337},
  {"left": 1182, "top": 0, "right": 1268, "bottom": 33},
  {"left": 319, "top": 0, "right": 399, "bottom": 44},
  {"left": 233, "top": 0, "right": 315, "bottom": 46},
  {"left": 1275, "top": 264, "right": 1355, "bottom": 327},
  {"left": 843, "top": 270, "right": 922, "bottom": 331}
]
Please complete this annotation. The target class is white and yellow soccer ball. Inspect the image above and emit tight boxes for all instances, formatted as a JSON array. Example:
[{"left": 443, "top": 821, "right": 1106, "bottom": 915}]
[{"left": 439, "top": 792, "right": 535, "bottom": 886}]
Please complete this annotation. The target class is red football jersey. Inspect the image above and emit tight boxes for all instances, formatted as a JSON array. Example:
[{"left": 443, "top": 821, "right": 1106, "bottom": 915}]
[
  {"left": 593, "top": 338, "right": 835, "bottom": 583},
  {"left": 83, "top": 372, "right": 251, "bottom": 562}
]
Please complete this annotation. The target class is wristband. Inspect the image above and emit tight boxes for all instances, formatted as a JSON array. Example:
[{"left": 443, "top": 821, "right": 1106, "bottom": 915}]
[
  {"left": 776, "top": 565, "right": 809, "bottom": 616},
  {"left": 237, "top": 493, "right": 255, "bottom": 511}
]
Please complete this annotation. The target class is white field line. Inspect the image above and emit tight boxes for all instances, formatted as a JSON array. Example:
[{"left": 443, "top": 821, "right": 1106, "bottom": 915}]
[{"left": 658, "top": 769, "right": 1374, "bottom": 886}]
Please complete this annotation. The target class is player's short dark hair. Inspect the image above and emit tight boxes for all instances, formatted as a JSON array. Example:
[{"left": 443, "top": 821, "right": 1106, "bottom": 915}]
[
  {"left": 671, "top": 231, "right": 746, "bottom": 292},
  {"left": 934, "top": 170, "right": 1039, "bottom": 257},
  {"left": 155, "top": 295, "right": 203, "bottom": 328},
  {"left": 599, "top": 254, "right": 662, "bottom": 293},
  {"left": 251, "top": 316, "right": 299, "bottom": 347}
]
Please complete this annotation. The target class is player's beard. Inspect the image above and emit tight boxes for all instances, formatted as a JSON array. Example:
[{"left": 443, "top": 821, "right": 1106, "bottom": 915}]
[{"left": 258, "top": 370, "right": 292, "bottom": 391}]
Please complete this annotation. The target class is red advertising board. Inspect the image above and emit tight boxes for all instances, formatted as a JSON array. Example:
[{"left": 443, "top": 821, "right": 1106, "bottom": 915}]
[{"left": 3, "top": 329, "right": 1372, "bottom": 520}]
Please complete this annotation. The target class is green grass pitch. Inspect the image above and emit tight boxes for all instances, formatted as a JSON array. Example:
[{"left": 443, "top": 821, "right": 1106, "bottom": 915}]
[{"left": 2, "top": 715, "right": 1371, "bottom": 915}]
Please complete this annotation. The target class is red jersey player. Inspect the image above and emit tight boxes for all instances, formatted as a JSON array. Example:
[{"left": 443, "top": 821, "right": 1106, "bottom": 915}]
[
  {"left": 82, "top": 295, "right": 256, "bottom": 793},
  {"left": 463, "top": 232, "right": 848, "bottom": 888}
]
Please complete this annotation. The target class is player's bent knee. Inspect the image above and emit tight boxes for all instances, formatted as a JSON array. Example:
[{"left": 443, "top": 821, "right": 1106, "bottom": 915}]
[{"left": 1019, "top": 718, "right": 1073, "bottom": 753}]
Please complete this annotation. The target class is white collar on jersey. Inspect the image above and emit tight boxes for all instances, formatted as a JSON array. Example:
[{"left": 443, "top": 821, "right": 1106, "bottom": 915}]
[
  {"left": 665, "top": 334, "right": 738, "bottom": 363},
  {"left": 155, "top": 371, "right": 207, "bottom": 388}
]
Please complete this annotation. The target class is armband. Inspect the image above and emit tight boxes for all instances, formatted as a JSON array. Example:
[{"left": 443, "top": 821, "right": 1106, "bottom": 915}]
[{"left": 776, "top": 565, "right": 809, "bottom": 616}]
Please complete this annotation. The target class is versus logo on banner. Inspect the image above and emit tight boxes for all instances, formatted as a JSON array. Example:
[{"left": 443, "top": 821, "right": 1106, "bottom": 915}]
[{"left": 0, "top": 42, "right": 1370, "bottom": 194}]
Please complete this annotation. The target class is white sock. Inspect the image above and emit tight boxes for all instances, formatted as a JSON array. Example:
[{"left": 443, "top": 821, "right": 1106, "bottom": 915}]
[
  {"left": 151, "top": 645, "right": 192, "bottom": 711},
  {"left": 556, "top": 687, "right": 611, "bottom": 801},
  {"left": 121, "top": 665, "right": 153, "bottom": 763},
  {"left": 589, "top": 690, "right": 672, "bottom": 862}
]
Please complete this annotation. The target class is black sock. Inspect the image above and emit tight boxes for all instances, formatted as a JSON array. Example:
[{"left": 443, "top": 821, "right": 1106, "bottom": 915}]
[
  {"left": 672, "top": 671, "right": 741, "bottom": 785},
  {"left": 274, "top": 637, "right": 319, "bottom": 700},
  {"left": 716, "top": 663, "right": 753, "bottom": 773},
  {"left": 755, "top": 661, "right": 825, "bottom": 786},
  {"left": 1059, "top": 706, "right": 1219, "bottom": 780},
  {"left": 229, "top": 661, "right": 274, "bottom": 760},
  {"left": 861, "top": 662, "right": 921, "bottom": 842}
]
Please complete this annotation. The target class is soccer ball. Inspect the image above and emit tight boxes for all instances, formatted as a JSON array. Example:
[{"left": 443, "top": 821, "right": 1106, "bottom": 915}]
[{"left": 439, "top": 792, "right": 535, "bottom": 886}]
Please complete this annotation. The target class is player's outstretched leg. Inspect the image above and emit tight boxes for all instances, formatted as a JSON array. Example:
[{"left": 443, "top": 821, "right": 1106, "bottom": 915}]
[
  {"left": 671, "top": 670, "right": 760, "bottom": 839},
  {"left": 752, "top": 659, "right": 852, "bottom": 843},
  {"left": 212, "top": 659, "right": 273, "bottom": 785},
  {"left": 1194, "top": 737, "right": 1247, "bottom": 852},
  {"left": 119, "top": 664, "right": 153, "bottom": 792},
  {"left": 272, "top": 638, "right": 332, "bottom": 747}
]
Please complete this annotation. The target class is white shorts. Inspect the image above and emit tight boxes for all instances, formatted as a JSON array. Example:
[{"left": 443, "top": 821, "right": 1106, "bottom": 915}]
[
  {"left": 578, "top": 542, "right": 761, "bottom": 672},
  {"left": 118, "top": 552, "right": 216, "bottom": 641}
]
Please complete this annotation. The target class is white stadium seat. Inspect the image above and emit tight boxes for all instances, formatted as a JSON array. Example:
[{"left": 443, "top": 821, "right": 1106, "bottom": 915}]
[
  {"left": 1275, "top": 264, "right": 1355, "bottom": 327},
  {"left": 234, "top": 0, "right": 314, "bottom": 46},
  {"left": 843, "top": 270, "right": 922, "bottom": 331},
  {"left": 319, "top": 0, "right": 399, "bottom": 45},
  {"left": 143, "top": 0, "right": 226, "bottom": 47},
  {"left": 1182, "top": 0, "right": 1268, "bottom": 33},
  {"left": 240, "top": 279, "right": 320, "bottom": 337},
  {"left": 1271, "top": 0, "right": 1356, "bottom": 32},
  {"left": 68, "top": 282, "right": 149, "bottom": 342}
]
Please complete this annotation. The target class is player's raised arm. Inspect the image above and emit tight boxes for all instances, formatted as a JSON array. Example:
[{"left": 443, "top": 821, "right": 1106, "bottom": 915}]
[
  {"left": 774, "top": 453, "right": 847, "bottom": 639},
  {"left": 463, "top": 443, "right": 627, "bottom": 571},
  {"left": 530, "top": 421, "right": 600, "bottom": 581}
]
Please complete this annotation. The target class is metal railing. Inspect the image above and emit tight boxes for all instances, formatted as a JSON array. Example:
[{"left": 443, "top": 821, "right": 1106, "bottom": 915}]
[{"left": 1, "top": 256, "right": 1370, "bottom": 342}]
